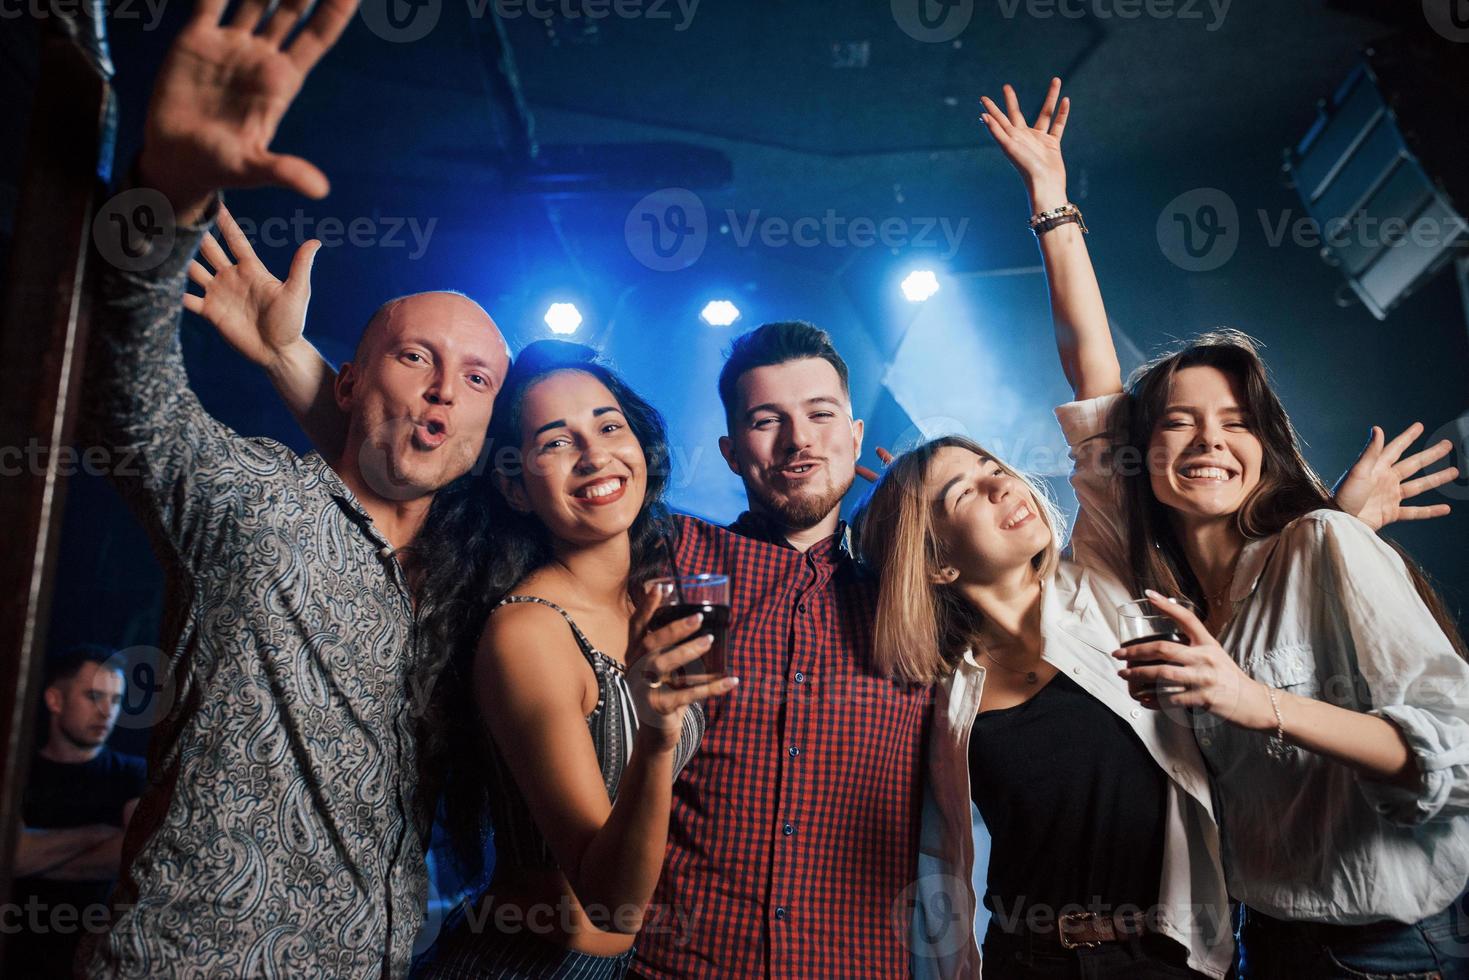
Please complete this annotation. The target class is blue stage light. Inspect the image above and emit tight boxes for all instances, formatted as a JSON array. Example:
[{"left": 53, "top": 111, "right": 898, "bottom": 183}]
[
  {"left": 544, "top": 302, "right": 583, "bottom": 335},
  {"left": 700, "top": 299, "right": 741, "bottom": 327},
  {"left": 901, "top": 270, "right": 941, "bottom": 303}
]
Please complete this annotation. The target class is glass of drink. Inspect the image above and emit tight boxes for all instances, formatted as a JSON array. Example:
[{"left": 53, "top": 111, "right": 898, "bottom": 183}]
[
  {"left": 647, "top": 574, "right": 730, "bottom": 686},
  {"left": 1116, "top": 597, "right": 1194, "bottom": 666}
]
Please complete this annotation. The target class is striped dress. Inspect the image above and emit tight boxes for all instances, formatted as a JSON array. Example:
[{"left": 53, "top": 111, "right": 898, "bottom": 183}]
[{"left": 416, "top": 596, "right": 705, "bottom": 979}]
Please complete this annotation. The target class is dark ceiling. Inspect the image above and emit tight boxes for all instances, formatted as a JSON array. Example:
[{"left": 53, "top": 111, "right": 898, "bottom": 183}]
[{"left": 3, "top": 0, "right": 1467, "bottom": 643}]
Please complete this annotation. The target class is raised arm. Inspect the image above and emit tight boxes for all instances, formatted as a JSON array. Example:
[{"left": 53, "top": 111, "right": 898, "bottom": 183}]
[
  {"left": 979, "top": 78, "right": 1122, "bottom": 400},
  {"left": 185, "top": 204, "right": 346, "bottom": 457},
  {"left": 475, "top": 589, "right": 736, "bottom": 930},
  {"left": 85, "top": 0, "right": 357, "bottom": 554}
]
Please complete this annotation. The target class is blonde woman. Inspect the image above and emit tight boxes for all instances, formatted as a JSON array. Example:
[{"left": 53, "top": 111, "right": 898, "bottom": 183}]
[{"left": 856, "top": 433, "right": 1231, "bottom": 979}]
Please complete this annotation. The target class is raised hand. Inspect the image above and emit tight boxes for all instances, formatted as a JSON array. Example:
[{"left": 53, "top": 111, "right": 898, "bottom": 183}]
[
  {"left": 184, "top": 204, "right": 318, "bottom": 368},
  {"left": 1333, "top": 423, "right": 1457, "bottom": 530},
  {"left": 625, "top": 583, "right": 738, "bottom": 750},
  {"left": 979, "top": 77, "right": 1071, "bottom": 213},
  {"left": 138, "top": 0, "right": 360, "bottom": 223}
]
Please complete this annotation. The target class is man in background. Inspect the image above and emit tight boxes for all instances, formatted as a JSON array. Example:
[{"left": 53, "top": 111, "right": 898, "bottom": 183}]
[{"left": 11, "top": 646, "right": 146, "bottom": 978}]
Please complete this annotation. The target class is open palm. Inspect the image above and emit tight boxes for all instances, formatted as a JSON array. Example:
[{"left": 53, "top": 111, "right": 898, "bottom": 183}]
[
  {"left": 184, "top": 204, "right": 317, "bottom": 367},
  {"left": 139, "top": 0, "right": 357, "bottom": 218},
  {"left": 979, "top": 78, "right": 1071, "bottom": 205}
]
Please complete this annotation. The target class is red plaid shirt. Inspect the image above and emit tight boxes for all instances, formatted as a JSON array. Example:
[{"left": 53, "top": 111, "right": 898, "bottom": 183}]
[{"left": 633, "top": 512, "right": 929, "bottom": 978}]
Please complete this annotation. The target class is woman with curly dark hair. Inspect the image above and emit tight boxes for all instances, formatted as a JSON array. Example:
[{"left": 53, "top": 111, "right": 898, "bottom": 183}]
[{"left": 407, "top": 340, "right": 736, "bottom": 977}]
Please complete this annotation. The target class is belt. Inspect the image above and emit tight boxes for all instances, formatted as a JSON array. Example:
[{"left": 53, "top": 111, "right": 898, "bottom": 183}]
[{"left": 995, "top": 910, "right": 1151, "bottom": 952}]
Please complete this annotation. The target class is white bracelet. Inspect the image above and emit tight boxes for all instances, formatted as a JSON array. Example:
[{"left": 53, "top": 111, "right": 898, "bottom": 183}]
[{"left": 1265, "top": 686, "right": 1286, "bottom": 742}]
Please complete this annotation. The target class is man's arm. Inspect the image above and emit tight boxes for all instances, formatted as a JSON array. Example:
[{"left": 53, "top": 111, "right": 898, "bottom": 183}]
[
  {"left": 84, "top": 0, "right": 360, "bottom": 555},
  {"left": 185, "top": 204, "right": 346, "bottom": 457},
  {"left": 13, "top": 825, "right": 118, "bottom": 878}
]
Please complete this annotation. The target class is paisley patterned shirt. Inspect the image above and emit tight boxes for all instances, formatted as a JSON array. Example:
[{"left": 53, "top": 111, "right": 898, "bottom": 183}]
[{"left": 79, "top": 214, "right": 428, "bottom": 978}]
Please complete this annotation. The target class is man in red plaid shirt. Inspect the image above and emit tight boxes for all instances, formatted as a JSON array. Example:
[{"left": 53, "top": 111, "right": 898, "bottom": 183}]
[{"left": 632, "top": 321, "right": 930, "bottom": 978}]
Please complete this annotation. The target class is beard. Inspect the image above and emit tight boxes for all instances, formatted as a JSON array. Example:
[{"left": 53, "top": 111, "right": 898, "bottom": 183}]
[{"left": 753, "top": 471, "right": 854, "bottom": 531}]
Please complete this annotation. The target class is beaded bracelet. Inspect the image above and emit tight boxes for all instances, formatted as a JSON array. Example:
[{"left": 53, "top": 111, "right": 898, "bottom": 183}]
[{"left": 1028, "top": 202, "right": 1088, "bottom": 236}]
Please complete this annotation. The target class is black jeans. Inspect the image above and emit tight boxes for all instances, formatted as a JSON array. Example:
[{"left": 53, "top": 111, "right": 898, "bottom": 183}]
[{"left": 981, "top": 928, "right": 1209, "bottom": 979}]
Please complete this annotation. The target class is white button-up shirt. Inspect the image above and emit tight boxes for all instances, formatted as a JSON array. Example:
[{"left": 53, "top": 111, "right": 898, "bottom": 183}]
[{"left": 1057, "top": 393, "right": 1469, "bottom": 925}]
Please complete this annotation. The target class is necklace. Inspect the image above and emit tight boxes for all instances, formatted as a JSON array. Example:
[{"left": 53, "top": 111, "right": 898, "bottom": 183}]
[{"left": 979, "top": 646, "right": 1040, "bottom": 685}]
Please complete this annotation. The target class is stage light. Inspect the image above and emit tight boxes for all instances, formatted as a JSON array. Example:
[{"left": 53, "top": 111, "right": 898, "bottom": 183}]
[
  {"left": 901, "top": 270, "right": 940, "bottom": 303},
  {"left": 700, "top": 299, "right": 741, "bottom": 327},
  {"left": 544, "top": 302, "right": 583, "bottom": 335}
]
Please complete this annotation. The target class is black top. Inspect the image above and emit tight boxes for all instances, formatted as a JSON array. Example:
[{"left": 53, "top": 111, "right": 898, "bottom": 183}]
[
  {"left": 968, "top": 672, "right": 1166, "bottom": 931},
  {"left": 13, "top": 747, "right": 147, "bottom": 977}
]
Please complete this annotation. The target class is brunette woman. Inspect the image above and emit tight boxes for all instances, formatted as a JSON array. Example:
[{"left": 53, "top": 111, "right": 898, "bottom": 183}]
[{"left": 982, "top": 77, "right": 1469, "bottom": 979}]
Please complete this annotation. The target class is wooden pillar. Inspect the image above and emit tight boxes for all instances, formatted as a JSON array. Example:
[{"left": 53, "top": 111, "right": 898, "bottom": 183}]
[{"left": 0, "top": 8, "right": 113, "bottom": 963}]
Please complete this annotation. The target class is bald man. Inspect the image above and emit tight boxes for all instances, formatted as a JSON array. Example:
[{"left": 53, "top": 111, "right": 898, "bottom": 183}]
[{"left": 77, "top": 1, "right": 507, "bottom": 976}]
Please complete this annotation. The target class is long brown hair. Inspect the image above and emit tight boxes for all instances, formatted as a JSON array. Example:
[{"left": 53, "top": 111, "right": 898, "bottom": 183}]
[
  {"left": 852, "top": 435, "right": 1063, "bottom": 684},
  {"left": 1111, "top": 329, "right": 1465, "bottom": 656}
]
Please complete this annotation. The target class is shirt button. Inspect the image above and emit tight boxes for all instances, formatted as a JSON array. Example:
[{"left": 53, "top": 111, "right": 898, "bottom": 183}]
[
  {"left": 1200, "top": 736, "right": 1213, "bottom": 747},
  {"left": 1072, "top": 667, "right": 1082, "bottom": 675},
  {"left": 794, "top": 671, "right": 806, "bottom": 684},
  {"left": 1130, "top": 709, "right": 1141, "bottom": 719},
  {"left": 774, "top": 906, "right": 788, "bottom": 921},
  {"left": 797, "top": 602, "right": 807, "bottom": 613},
  {"left": 788, "top": 745, "right": 801, "bottom": 758},
  {"left": 782, "top": 822, "right": 795, "bottom": 836}
]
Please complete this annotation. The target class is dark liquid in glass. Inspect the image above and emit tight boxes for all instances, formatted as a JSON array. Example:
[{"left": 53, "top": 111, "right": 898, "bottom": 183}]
[
  {"left": 648, "top": 602, "right": 730, "bottom": 683},
  {"left": 1121, "top": 630, "right": 1186, "bottom": 666}
]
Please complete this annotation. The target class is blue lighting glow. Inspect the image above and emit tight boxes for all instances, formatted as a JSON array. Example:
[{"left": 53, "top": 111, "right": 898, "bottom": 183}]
[
  {"left": 544, "top": 302, "right": 583, "bottom": 335},
  {"left": 700, "top": 299, "right": 742, "bottom": 327},
  {"left": 900, "top": 270, "right": 941, "bottom": 303}
]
